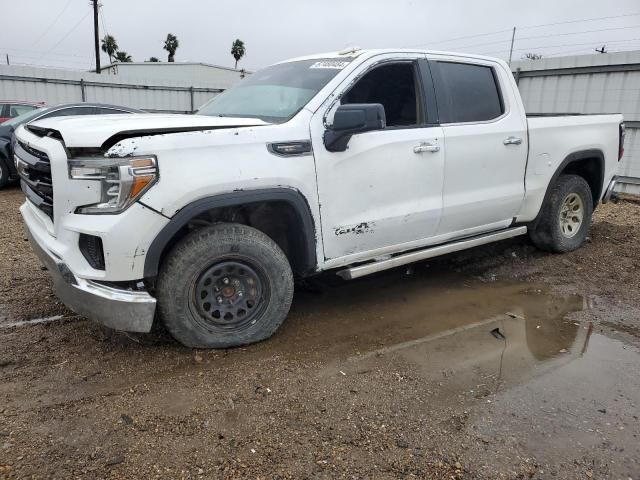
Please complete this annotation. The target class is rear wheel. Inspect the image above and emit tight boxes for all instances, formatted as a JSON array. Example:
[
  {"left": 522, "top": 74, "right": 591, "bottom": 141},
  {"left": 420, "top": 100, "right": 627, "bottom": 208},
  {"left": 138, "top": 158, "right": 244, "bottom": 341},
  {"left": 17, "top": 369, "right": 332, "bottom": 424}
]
[{"left": 529, "top": 174, "right": 593, "bottom": 253}]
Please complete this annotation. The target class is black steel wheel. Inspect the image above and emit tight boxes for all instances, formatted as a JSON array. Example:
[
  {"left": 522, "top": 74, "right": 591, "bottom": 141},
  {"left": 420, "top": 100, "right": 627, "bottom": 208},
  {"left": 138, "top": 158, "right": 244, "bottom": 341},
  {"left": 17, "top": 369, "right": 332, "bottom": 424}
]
[
  {"left": 190, "top": 259, "right": 269, "bottom": 332},
  {"left": 157, "top": 223, "right": 294, "bottom": 348}
]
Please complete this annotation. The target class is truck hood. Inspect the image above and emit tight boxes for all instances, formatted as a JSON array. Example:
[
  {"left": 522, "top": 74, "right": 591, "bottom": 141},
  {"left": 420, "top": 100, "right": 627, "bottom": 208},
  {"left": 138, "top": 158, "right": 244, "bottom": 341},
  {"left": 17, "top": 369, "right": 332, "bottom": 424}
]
[{"left": 27, "top": 113, "right": 269, "bottom": 148}]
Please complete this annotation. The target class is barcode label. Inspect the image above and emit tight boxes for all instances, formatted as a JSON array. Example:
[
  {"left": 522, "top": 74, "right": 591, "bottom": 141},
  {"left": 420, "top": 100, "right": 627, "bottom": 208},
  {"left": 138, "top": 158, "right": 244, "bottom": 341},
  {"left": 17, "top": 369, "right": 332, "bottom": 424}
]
[{"left": 309, "top": 60, "right": 350, "bottom": 70}]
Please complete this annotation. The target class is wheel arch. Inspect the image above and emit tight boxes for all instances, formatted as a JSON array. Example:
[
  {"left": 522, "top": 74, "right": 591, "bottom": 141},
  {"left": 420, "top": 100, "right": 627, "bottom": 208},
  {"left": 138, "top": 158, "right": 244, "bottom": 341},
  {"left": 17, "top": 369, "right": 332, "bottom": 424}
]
[
  {"left": 531, "top": 149, "right": 604, "bottom": 226},
  {"left": 143, "top": 188, "right": 318, "bottom": 279}
]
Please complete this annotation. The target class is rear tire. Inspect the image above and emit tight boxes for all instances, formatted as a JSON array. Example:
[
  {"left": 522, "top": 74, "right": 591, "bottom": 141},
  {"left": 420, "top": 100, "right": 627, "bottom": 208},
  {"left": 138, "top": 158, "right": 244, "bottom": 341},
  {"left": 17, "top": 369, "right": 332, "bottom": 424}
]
[
  {"left": 157, "top": 223, "right": 294, "bottom": 348},
  {"left": 529, "top": 174, "right": 593, "bottom": 253}
]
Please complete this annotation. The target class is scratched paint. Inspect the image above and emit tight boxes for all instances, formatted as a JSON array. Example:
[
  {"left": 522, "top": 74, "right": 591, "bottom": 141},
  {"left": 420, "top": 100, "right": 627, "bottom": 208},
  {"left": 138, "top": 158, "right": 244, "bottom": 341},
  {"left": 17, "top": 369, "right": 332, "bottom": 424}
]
[
  {"left": 334, "top": 221, "right": 375, "bottom": 236},
  {"left": 106, "top": 138, "right": 141, "bottom": 158}
]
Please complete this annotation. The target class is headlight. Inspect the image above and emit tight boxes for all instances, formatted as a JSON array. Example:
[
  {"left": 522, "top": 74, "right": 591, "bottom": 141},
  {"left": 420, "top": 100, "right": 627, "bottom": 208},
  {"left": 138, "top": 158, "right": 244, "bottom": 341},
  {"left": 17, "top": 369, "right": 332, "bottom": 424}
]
[{"left": 69, "top": 156, "right": 158, "bottom": 214}]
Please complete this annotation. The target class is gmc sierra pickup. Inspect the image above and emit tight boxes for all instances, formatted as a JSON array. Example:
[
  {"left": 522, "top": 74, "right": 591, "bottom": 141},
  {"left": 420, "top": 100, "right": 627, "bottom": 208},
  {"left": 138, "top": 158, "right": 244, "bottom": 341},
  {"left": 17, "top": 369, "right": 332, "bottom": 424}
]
[{"left": 15, "top": 49, "right": 624, "bottom": 348}]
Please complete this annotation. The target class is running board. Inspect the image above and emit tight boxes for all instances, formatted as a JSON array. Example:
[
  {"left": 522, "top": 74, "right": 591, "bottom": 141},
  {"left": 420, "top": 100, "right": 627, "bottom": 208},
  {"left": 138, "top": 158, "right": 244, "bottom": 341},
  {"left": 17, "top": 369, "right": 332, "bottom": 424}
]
[{"left": 337, "top": 226, "right": 528, "bottom": 280}]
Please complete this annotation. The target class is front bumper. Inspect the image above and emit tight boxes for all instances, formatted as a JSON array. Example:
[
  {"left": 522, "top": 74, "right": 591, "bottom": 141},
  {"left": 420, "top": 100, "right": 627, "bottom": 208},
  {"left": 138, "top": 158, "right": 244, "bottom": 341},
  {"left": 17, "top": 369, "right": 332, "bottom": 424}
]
[{"left": 25, "top": 221, "right": 156, "bottom": 333}]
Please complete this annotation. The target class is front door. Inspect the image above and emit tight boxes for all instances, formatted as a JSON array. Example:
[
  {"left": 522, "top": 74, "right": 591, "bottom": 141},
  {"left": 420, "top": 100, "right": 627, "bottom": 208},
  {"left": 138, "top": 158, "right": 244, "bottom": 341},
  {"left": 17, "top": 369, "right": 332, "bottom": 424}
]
[{"left": 310, "top": 55, "right": 445, "bottom": 264}]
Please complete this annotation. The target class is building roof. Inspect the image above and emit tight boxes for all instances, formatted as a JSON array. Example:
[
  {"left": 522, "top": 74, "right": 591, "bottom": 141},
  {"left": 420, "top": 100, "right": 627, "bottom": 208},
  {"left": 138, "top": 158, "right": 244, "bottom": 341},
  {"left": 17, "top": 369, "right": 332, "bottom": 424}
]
[{"left": 100, "top": 61, "right": 251, "bottom": 73}]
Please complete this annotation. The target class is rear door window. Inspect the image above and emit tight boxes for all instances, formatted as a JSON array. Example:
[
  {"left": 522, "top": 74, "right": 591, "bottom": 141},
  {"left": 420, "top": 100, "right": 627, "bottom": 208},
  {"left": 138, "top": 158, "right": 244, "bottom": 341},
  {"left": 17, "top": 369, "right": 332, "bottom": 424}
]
[{"left": 431, "top": 61, "right": 504, "bottom": 123}]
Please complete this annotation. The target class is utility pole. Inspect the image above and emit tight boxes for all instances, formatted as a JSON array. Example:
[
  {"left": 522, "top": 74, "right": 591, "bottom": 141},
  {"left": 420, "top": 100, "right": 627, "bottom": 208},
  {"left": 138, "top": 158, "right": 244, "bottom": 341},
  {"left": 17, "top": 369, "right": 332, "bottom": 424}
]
[
  {"left": 5, "top": 54, "right": 9, "bottom": 65},
  {"left": 508, "top": 26, "right": 516, "bottom": 67},
  {"left": 92, "top": 0, "right": 101, "bottom": 73}
]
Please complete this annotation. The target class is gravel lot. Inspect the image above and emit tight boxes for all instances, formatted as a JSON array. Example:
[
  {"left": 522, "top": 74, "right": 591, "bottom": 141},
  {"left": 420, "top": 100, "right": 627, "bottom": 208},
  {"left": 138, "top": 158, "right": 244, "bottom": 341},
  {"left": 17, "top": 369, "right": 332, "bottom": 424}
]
[{"left": 1, "top": 185, "right": 639, "bottom": 479}]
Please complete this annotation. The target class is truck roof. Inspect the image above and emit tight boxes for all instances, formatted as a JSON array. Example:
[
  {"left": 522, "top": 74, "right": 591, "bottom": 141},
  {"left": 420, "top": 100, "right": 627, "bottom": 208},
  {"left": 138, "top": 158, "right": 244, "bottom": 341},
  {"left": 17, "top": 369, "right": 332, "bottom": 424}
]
[{"left": 279, "top": 48, "right": 505, "bottom": 65}]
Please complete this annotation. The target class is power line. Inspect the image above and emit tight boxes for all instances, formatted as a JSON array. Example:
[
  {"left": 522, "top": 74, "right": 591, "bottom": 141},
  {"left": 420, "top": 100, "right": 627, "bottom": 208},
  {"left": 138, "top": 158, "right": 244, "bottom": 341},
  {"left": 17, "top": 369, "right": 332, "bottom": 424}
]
[
  {"left": 30, "top": 0, "right": 75, "bottom": 47},
  {"left": 518, "top": 12, "right": 640, "bottom": 30},
  {"left": 0, "top": 52, "right": 91, "bottom": 65},
  {"left": 0, "top": 46, "right": 91, "bottom": 59},
  {"left": 36, "top": 9, "right": 92, "bottom": 62},
  {"left": 99, "top": 3, "right": 110, "bottom": 36},
  {"left": 435, "top": 24, "right": 640, "bottom": 53},
  {"left": 408, "top": 13, "right": 640, "bottom": 51},
  {"left": 407, "top": 28, "right": 511, "bottom": 49},
  {"left": 516, "top": 24, "right": 640, "bottom": 42},
  {"left": 479, "top": 37, "right": 640, "bottom": 55}
]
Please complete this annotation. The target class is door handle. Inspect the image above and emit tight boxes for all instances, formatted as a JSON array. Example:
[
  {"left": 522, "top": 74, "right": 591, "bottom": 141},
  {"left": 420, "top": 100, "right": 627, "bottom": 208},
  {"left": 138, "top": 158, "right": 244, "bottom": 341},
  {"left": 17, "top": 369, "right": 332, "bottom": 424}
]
[
  {"left": 503, "top": 136, "right": 523, "bottom": 145},
  {"left": 413, "top": 143, "right": 440, "bottom": 154}
]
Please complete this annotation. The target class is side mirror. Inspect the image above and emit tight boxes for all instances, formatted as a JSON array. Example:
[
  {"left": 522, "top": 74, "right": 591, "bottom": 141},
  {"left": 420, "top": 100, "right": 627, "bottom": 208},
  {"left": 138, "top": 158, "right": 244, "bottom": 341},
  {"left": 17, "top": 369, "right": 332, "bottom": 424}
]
[{"left": 323, "top": 103, "right": 386, "bottom": 152}]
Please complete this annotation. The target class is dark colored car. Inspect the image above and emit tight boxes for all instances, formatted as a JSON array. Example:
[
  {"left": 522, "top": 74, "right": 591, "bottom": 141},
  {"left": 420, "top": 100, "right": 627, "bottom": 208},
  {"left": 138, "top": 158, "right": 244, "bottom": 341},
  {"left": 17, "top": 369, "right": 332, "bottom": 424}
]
[
  {"left": 0, "top": 103, "right": 143, "bottom": 188},
  {"left": 0, "top": 101, "right": 45, "bottom": 123}
]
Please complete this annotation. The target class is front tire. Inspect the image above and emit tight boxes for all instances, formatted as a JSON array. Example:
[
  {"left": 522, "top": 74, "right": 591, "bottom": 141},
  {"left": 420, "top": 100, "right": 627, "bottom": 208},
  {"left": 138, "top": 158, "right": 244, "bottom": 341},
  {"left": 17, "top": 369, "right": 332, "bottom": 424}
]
[
  {"left": 157, "top": 223, "right": 294, "bottom": 348},
  {"left": 529, "top": 174, "right": 593, "bottom": 253}
]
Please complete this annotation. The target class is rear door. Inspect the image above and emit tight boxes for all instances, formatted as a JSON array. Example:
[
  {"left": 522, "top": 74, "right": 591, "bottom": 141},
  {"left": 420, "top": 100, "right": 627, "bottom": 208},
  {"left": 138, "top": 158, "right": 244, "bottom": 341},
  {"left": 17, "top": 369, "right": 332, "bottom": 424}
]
[{"left": 428, "top": 56, "right": 528, "bottom": 237}]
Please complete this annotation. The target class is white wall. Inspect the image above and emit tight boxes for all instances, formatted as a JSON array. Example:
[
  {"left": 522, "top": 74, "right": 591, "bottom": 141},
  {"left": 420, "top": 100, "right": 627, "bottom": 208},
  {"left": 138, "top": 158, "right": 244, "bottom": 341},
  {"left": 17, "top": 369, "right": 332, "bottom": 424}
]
[
  {"left": 0, "top": 64, "right": 223, "bottom": 113},
  {"left": 513, "top": 50, "right": 640, "bottom": 194},
  {"left": 103, "top": 62, "right": 246, "bottom": 90}
]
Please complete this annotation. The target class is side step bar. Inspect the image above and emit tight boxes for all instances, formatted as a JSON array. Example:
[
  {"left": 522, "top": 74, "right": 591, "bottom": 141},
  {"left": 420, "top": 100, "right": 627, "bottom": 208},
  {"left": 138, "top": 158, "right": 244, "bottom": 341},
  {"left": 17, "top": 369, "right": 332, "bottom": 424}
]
[{"left": 337, "top": 226, "right": 527, "bottom": 280}]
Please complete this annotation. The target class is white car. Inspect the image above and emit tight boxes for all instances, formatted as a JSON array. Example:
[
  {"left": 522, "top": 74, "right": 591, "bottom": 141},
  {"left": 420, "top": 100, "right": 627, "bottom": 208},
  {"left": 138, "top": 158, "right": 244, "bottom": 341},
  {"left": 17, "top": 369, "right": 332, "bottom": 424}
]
[{"left": 15, "top": 49, "right": 624, "bottom": 348}]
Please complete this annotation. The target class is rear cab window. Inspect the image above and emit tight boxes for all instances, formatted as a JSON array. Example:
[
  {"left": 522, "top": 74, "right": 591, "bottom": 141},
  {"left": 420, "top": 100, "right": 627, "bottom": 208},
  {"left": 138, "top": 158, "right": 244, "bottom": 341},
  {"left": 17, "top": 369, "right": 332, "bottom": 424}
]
[{"left": 430, "top": 61, "right": 505, "bottom": 124}]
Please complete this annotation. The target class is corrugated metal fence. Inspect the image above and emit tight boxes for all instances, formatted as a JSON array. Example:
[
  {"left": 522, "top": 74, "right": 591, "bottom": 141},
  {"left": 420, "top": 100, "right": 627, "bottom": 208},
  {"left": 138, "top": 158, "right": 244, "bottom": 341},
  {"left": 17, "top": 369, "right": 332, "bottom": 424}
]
[
  {"left": 0, "top": 65, "right": 223, "bottom": 114},
  {"left": 513, "top": 50, "right": 640, "bottom": 194}
]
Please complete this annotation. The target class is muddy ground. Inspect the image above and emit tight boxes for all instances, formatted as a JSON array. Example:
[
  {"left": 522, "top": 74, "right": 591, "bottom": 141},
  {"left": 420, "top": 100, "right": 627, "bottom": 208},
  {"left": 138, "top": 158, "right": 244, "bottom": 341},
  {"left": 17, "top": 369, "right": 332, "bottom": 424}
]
[{"left": 1, "top": 185, "right": 639, "bottom": 479}]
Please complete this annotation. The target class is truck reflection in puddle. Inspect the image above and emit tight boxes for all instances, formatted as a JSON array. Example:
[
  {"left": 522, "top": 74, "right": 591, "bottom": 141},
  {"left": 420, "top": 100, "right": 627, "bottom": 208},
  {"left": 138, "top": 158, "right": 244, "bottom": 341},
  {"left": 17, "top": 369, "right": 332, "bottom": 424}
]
[
  {"left": 341, "top": 293, "right": 592, "bottom": 401},
  {"left": 297, "top": 270, "right": 594, "bottom": 397}
]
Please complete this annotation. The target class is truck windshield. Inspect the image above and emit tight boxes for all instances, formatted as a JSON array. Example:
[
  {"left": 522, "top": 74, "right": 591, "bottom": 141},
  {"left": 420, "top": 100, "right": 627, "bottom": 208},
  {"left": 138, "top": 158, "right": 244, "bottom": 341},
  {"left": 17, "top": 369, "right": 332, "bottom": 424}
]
[{"left": 197, "top": 59, "right": 352, "bottom": 123}]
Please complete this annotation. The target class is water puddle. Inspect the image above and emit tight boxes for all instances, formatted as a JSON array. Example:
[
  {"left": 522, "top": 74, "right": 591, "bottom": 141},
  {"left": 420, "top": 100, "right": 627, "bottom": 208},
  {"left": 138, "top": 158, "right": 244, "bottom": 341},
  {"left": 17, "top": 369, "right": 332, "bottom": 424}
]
[
  {"left": 293, "top": 269, "right": 640, "bottom": 475},
  {"left": 286, "top": 269, "right": 592, "bottom": 362}
]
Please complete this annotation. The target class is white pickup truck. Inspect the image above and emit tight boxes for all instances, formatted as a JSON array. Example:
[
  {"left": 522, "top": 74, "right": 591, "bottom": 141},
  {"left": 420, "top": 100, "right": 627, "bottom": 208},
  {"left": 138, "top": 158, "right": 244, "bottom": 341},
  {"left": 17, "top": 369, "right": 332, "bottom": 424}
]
[{"left": 15, "top": 49, "right": 624, "bottom": 348}]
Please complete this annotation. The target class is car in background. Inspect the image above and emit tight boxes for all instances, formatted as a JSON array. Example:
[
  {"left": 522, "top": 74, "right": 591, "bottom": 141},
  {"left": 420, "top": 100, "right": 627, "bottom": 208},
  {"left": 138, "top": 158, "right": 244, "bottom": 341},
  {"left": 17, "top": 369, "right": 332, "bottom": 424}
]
[
  {"left": 0, "top": 103, "right": 143, "bottom": 188},
  {"left": 0, "top": 101, "right": 45, "bottom": 123}
]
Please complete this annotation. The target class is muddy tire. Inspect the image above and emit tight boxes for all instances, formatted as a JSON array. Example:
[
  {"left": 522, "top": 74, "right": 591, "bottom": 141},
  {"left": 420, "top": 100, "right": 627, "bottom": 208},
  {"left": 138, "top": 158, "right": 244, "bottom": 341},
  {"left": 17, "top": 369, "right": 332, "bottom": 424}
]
[
  {"left": 157, "top": 223, "right": 294, "bottom": 348},
  {"left": 0, "top": 158, "right": 9, "bottom": 189},
  {"left": 529, "top": 174, "right": 593, "bottom": 253}
]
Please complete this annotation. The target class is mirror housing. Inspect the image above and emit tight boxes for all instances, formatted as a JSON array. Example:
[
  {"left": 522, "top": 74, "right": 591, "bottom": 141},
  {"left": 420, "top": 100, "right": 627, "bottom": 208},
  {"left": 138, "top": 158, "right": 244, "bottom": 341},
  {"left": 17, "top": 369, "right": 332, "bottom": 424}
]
[{"left": 323, "top": 103, "right": 386, "bottom": 152}]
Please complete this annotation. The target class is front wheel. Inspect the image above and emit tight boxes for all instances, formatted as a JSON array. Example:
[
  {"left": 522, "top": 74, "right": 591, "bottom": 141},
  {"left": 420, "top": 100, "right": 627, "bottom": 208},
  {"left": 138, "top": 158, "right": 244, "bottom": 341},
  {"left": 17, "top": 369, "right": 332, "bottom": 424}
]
[
  {"left": 529, "top": 174, "right": 593, "bottom": 253},
  {"left": 157, "top": 223, "right": 294, "bottom": 348}
]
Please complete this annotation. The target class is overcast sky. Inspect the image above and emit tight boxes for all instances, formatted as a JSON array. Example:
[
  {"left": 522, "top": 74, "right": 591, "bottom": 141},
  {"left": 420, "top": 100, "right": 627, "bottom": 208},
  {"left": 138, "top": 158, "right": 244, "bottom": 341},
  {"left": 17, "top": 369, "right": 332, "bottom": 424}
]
[{"left": 2, "top": 0, "right": 640, "bottom": 71}]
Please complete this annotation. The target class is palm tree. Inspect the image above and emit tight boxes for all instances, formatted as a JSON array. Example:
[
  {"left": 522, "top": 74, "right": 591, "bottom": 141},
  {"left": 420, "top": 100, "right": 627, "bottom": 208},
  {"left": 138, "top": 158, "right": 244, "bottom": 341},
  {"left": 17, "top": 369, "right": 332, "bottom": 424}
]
[
  {"left": 164, "top": 33, "right": 179, "bottom": 62},
  {"left": 231, "top": 39, "right": 245, "bottom": 69},
  {"left": 148, "top": 57, "right": 160, "bottom": 62},
  {"left": 101, "top": 35, "right": 118, "bottom": 64},
  {"left": 114, "top": 51, "right": 132, "bottom": 63}
]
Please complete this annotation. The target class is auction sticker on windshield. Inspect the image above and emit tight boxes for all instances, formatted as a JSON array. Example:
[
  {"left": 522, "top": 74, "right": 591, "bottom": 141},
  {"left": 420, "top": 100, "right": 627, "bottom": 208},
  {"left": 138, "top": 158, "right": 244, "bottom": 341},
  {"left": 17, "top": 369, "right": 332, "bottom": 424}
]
[{"left": 309, "top": 60, "right": 351, "bottom": 69}]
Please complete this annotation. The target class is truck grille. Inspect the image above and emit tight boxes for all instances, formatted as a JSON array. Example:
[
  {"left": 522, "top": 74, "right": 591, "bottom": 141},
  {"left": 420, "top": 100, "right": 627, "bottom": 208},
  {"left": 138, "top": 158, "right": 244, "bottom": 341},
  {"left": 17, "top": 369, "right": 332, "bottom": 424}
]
[{"left": 15, "top": 142, "right": 54, "bottom": 220}]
